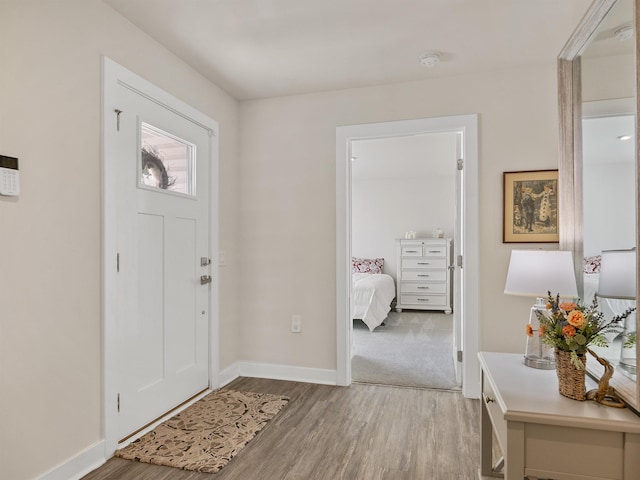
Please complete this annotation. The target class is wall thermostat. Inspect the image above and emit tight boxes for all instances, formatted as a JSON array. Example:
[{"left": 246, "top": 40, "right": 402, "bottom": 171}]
[{"left": 0, "top": 155, "right": 20, "bottom": 196}]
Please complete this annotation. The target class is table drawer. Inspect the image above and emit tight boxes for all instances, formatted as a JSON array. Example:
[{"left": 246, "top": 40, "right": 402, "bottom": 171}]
[
  {"left": 400, "top": 283, "right": 446, "bottom": 294},
  {"left": 401, "top": 270, "right": 446, "bottom": 282},
  {"left": 400, "top": 294, "right": 447, "bottom": 306},
  {"left": 482, "top": 376, "right": 506, "bottom": 452},
  {"left": 402, "top": 258, "right": 447, "bottom": 269}
]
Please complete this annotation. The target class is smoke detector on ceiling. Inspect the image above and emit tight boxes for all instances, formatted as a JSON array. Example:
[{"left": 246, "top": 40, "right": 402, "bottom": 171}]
[
  {"left": 420, "top": 53, "right": 441, "bottom": 67},
  {"left": 614, "top": 25, "right": 634, "bottom": 41}
]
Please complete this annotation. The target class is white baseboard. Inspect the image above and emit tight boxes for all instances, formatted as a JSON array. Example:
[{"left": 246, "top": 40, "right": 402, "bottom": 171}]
[
  {"left": 218, "top": 361, "right": 336, "bottom": 387},
  {"left": 218, "top": 362, "right": 241, "bottom": 387},
  {"left": 39, "top": 440, "right": 105, "bottom": 480}
]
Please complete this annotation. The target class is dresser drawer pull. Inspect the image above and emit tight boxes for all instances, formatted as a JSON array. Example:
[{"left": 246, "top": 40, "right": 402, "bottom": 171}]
[
  {"left": 417, "top": 298, "right": 430, "bottom": 302},
  {"left": 417, "top": 286, "right": 430, "bottom": 289},
  {"left": 405, "top": 250, "right": 419, "bottom": 253},
  {"left": 417, "top": 274, "right": 430, "bottom": 277},
  {"left": 428, "top": 250, "right": 441, "bottom": 253},
  {"left": 417, "top": 262, "right": 430, "bottom": 265},
  {"left": 483, "top": 394, "right": 495, "bottom": 404}
]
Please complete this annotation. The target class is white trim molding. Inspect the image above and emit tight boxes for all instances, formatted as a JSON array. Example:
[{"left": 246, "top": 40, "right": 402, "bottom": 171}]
[
  {"left": 335, "top": 115, "right": 481, "bottom": 398},
  {"left": 218, "top": 362, "right": 242, "bottom": 388},
  {"left": 220, "top": 361, "right": 337, "bottom": 386},
  {"left": 39, "top": 441, "right": 105, "bottom": 480}
]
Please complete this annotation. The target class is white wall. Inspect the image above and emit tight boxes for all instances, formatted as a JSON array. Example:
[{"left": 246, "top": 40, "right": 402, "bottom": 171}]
[
  {"left": 581, "top": 55, "right": 636, "bottom": 256},
  {"left": 0, "top": 1, "right": 240, "bottom": 479},
  {"left": 238, "top": 64, "right": 563, "bottom": 368},
  {"left": 352, "top": 177, "right": 455, "bottom": 280},
  {"left": 584, "top": 162, "right": 636, "bottom": 256},
  {"left": 582, "top": 54, "right": 635, "bottom": 102},
  {"left": 351, "top": 133, "right": 457, "bottom": 281}
]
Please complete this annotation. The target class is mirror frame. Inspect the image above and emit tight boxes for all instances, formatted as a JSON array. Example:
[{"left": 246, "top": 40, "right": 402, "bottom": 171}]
[{"left": 558, "top": 0, "right": 640, "bottom": 411}]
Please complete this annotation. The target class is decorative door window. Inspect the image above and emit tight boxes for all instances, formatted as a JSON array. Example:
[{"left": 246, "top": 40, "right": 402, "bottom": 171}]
[{"left": 140, "top": 122, "right": 195, "bottom": 196}]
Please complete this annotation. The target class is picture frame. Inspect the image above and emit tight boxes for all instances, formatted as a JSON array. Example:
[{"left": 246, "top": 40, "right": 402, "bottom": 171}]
[{"left": 503, "top": 169, "right": 559, "bottom": 243}]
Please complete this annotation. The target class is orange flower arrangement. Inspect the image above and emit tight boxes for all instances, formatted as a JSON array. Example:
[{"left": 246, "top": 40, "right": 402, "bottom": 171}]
[{"left": 535, "top": 292, "right": 635, "bottom": 369}]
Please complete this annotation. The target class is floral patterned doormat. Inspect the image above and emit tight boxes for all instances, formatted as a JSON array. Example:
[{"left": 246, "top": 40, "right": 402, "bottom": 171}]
[{"left": 115, "top": 389, "right": 290, "bottom": 473}]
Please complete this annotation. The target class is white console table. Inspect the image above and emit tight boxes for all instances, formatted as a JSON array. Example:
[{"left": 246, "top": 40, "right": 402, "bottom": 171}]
[{"left": 479, "top": 352, "right": 640, "bottom": 480}]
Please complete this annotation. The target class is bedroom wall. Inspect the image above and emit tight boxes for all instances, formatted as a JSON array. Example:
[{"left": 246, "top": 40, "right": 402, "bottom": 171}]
[
  {"left": 351, "top": 176, "right": 455, "bottom": 281},
  {"left": 238, "top": 63, "right": 563, "bottom": 369},
  {"left": 582, "top": 54, "right": 635, "bottom": 102},
  {"left": 0, "top": 1, "right": 240, "bottom": 479},
  {"left": 583, "top": 162, "right": 636, "bottom": 257},
  {"left": 351, "top": 133, "right": 457, "bottom": 282}
]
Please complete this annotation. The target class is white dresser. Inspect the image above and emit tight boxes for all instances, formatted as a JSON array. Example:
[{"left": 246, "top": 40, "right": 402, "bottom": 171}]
[{"left": 395, "top": 238, "right": 452, "bottom": 314}]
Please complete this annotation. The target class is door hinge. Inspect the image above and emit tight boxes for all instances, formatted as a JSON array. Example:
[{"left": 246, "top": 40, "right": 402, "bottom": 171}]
[
  {"left": 457, "top": 254, "right": 463, "bottom": 268},
  {"left": 457, "top": 350, "right": 463, "bottom": 362},
  {"left": 117, "top": 253, "right": 120, "bottom": 272},
  {"left": 457, "top": 158, "right": 463, "bottom": 171},
  {"left": 117, "top": 393, "right": 121, "bottom": 412}
]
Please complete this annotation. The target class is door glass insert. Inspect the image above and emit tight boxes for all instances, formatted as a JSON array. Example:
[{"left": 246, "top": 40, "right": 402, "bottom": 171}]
[{"left": 140, "top": 122, "right": 195, "bottom": 196}]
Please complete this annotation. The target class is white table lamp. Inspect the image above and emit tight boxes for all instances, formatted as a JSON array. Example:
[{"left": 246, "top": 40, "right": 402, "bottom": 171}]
[
  {"left": 597, "top": 248, "right": 637, "bottom": 373},
  {"left": 504, "top": 250, "right": 579, "bottom": 369}
]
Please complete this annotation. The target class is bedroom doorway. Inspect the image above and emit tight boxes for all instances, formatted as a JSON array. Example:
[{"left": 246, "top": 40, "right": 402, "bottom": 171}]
[
  {"left": 349, "top": 132, "right": 459, "bottom": 389},
  {"left": 336, "top": 115, "right": 480, "bottom": 399}
]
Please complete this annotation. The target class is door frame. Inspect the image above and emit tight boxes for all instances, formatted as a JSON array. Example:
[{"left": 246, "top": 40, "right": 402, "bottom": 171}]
[
  {"left": 102, "top": 57, "right": 220, "bottom": 455},
  {"left": 335, "top": 115, "right": 480, "bottom": 399},
  {"left": 453, "top": 132, "right": 464, "bottom": 384}
]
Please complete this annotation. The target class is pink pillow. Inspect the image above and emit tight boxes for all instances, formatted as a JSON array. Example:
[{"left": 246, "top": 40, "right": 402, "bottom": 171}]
[
  {"left": 352, "top": 257, "right": 384, "bottom": 274},
  {"left": 583, "top": 255, "right": 601, "bottom": 274}
]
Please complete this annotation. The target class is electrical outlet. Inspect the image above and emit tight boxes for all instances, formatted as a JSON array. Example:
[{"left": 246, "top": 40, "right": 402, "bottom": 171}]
[
  {"left": 291, "top": 314, "right": 301, "bottom": 333},
  {"left": 218, "top": 251, "right": 227, "bottom": 266}
]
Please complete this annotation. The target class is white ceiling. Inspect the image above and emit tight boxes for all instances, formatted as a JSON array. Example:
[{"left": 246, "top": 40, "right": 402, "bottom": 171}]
[
  {"left": 351, "top": 132, "right": 457, "bottom": 180},
  {"left": 103, "top": 0, "right": 593, "bottom": 100}
]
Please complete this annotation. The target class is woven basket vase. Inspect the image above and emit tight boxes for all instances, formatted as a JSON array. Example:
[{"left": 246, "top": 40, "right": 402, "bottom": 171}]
[{"left": 554, "top": 348, "right": 586, "bottom": 401}]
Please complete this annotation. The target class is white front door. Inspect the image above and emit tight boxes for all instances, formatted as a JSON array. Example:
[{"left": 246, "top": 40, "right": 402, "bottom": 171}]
[{"left": 103, "top": 59, "right": 217, "bottom": 444}]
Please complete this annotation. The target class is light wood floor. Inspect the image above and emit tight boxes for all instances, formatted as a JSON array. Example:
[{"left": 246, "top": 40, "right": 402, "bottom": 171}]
[{"left": 82, "top": 377, "right": 481, "bottom": 480}]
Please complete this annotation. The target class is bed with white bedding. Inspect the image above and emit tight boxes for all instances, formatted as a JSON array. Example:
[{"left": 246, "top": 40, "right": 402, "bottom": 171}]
[{"left": 352, "top": 272, "right": 396, "bottom": 331}]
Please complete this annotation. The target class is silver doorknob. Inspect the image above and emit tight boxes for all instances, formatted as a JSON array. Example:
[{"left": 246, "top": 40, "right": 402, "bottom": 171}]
[{"left": 200, "top": 275, "right": 212, "bottom": 285}]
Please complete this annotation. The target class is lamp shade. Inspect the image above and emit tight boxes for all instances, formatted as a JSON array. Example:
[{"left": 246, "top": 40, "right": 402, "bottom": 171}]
[
  {"left": 597, "top": 249, "right": 636, "bottom": 300},
  {"left": 504, "top": 250, "right": 578, "bottom": 298}
]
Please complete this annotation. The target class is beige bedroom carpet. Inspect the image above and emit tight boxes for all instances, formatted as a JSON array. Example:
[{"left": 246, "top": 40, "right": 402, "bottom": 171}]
[
  {"left": 352, "top": 311, "right": 460, "bottom": 390},
  {"left": 115, "top": 389, "right": 289, "bottom": 474}
]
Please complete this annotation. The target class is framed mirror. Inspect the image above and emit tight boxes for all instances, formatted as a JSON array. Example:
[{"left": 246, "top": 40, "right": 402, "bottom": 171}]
[{"left": 558, "top": 0, "right": 639, "bottom": 411}]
